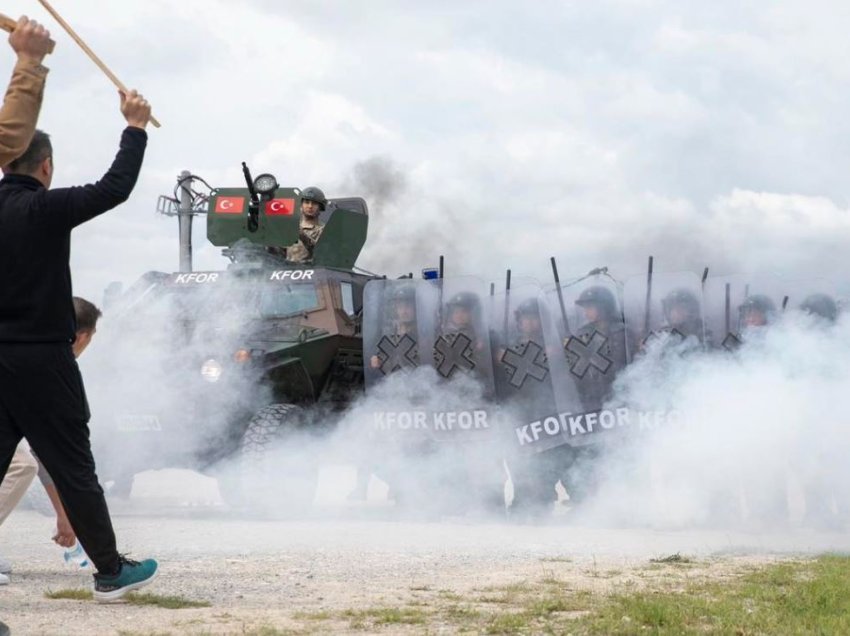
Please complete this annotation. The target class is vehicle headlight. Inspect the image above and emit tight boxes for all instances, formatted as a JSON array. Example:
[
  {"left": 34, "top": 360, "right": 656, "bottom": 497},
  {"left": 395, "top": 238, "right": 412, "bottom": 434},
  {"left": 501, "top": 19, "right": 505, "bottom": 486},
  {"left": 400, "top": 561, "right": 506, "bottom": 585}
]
[{"left": 200, "top": 359, "right": 223, "bottom": 383}]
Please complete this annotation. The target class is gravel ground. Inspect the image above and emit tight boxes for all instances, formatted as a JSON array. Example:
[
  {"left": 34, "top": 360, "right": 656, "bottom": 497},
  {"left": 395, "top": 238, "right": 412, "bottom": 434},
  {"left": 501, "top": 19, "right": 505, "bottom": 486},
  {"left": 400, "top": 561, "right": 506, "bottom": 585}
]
[{"left": 2, "top": 469, "right": 849, "bottom": 635}]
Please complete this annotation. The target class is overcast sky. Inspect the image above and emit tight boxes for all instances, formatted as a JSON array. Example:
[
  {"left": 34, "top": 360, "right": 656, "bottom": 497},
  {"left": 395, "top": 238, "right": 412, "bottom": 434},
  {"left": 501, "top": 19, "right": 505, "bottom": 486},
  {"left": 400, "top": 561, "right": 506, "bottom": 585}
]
[{"left": 3, "top": 0, "right": 850, "bottom": 301}]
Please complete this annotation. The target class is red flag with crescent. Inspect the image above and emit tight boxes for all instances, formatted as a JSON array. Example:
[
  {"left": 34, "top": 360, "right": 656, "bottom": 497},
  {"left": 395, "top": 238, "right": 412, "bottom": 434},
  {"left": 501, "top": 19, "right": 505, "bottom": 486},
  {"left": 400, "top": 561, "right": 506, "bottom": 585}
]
[
  {"left": 265, "top": 198, "right": 295, "bottom": 216},
  {"left": 214, "top": 197, "right": 244, "bottom": 214}
]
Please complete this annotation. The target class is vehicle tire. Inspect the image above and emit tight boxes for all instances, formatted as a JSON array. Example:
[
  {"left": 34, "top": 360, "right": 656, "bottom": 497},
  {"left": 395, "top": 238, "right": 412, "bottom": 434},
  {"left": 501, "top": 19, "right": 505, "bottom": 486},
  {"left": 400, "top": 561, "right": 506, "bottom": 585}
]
[{"left": 218, "top": 404, "right": 319, "bottom": 517}]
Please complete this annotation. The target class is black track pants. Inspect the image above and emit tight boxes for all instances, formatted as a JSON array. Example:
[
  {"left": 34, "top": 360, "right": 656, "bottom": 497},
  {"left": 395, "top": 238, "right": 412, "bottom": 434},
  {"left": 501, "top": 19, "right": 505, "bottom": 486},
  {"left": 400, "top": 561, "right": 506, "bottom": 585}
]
[{"left": 0, "top": 343, "right": 119, "bottom": 574}]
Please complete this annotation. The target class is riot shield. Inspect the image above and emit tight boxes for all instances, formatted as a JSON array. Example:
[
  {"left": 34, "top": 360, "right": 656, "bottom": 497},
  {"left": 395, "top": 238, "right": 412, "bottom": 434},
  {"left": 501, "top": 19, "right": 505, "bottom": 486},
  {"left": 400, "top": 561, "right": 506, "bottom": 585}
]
[
  {"left": 362, "top": 279, "right": 435, "bottom": 389},
  {"left": 703, "top": 274, "right": 788, "bottom": 350},
  {"left": 784, "top": 278, "right": 841, "bottom": 326},
  {"left": 431, "top": 277, "right": 496, "bottom": 393},
  {"left": 550, "top": 273, "right": 628, "bottom": 404},
  {"left": 540, "top": 273, "right": 630, "bottom": 448},
  {"left": 489, "top": 282, "right": 569, "bottom": 454},
  {"left": 623, "top": 270, "right": 707, "bottom": 360},
  {"left": 362, "top": 277, "right": 498, "bottom": 444}
]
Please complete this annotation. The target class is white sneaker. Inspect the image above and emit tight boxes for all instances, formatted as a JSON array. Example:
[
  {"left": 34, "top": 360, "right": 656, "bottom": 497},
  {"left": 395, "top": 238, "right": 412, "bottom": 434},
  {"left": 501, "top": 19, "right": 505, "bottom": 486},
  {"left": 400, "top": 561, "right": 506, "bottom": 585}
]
[
  {"left": 0, "top": 557, "right": 10, "bottom": 574},
  {"left": 0, "top": 573, "right": 8, "bottom": 585}
]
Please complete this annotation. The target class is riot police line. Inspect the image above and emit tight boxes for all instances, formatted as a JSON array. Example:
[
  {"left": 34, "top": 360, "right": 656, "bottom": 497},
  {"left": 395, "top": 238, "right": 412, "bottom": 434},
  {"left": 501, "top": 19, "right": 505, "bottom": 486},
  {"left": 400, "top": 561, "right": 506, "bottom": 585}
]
[{"left": 359, "top": 263, "right": 844, "bottom": 517}]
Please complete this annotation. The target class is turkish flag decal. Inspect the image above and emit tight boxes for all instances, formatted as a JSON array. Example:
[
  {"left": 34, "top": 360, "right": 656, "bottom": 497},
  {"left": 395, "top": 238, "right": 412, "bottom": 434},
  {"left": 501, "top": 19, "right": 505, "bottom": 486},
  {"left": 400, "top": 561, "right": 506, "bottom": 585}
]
[
  {"left": 265, "top": 198, "right": 295, "bottom": 216},
  {"left": 214, "top": 197, "right": 244, "bottom": 214}
]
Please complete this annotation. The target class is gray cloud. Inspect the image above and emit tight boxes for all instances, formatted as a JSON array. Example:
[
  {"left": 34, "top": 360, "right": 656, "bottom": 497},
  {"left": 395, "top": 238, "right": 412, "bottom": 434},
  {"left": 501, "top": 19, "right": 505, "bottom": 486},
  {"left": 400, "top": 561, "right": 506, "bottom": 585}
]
[{"left": 2, "top": 0, "right": 849, "bottom": 300}]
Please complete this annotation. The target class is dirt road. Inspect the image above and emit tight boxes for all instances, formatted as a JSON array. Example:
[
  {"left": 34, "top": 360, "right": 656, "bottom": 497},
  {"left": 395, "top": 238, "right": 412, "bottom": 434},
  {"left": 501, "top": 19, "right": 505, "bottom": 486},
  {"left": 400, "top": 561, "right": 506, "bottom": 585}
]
[{"left": 2, "top": 470, "right": 849, "bottom": 635}]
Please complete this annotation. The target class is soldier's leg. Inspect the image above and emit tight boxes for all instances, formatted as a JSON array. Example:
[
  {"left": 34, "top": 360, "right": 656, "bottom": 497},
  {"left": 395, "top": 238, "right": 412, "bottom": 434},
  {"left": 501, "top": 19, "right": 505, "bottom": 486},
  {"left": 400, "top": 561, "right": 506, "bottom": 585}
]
[
  {"left": 509, "top": 448, "right": 559, "bottom": 519},
  {"left": 0, "top": 344, "right": 120, "bottom": 575},
  {"left": 0, "top": 443, "right": 37, "bottom": 525}
]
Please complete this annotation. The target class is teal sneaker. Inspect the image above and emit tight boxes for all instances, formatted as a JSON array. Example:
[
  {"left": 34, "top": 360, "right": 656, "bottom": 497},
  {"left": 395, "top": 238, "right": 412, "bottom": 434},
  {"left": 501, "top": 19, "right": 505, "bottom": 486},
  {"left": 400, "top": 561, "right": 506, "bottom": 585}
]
[{"left": 93, "top": 556, "right": 158, "bottom": 602}]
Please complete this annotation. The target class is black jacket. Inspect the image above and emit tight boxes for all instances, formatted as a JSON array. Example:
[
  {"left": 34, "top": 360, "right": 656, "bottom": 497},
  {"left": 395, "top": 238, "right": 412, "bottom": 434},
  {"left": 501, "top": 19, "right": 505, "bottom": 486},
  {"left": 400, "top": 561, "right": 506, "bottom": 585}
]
[{"left": 0, "top": 126, "right": 147, "bottom": 342}]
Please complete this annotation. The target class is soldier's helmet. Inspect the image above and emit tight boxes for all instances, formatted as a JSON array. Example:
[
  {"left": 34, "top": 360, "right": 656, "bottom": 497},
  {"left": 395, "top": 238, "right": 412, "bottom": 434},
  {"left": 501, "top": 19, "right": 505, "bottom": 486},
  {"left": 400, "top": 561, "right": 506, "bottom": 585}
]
[
  {"left": 447, "top": 291, "right": 481, "bottom": 311},
  {"left": 514, "top": 298, "right": 541, "bottom": 321},
  {"left": 662, "top": 288, "right": 700, "bottom": 321},
  {"left": 389, "top": 284, "right": 416, "bottom": 304},
  {"left": 800, "top": 293, "right": 838, "bottom": 322},
  {"left": 301, "top": 186, "right": 327, "bottom": 211},
  {"left": 739, "top": 294, "right": 776, "bottom": 320},
  {"left": 575, "top": 285, "right": 618, "bottom": 320}
]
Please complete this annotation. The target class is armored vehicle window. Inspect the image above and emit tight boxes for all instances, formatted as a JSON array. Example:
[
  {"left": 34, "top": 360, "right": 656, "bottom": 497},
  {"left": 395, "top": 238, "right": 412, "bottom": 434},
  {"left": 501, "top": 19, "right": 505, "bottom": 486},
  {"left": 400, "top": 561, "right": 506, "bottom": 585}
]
[
  {"left": 260, "top": 284, "right": 320, "bottom": 317},
  {"left": 340, "top": 282, "right": 355, "bottom": 316}
]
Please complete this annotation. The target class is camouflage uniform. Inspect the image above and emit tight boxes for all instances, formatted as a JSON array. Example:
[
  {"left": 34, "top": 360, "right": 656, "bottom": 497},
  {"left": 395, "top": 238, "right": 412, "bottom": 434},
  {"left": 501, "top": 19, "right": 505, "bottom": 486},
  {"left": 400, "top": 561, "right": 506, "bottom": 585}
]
[{"left": 286, "top": 219, "right": 324, "bottom": 264}]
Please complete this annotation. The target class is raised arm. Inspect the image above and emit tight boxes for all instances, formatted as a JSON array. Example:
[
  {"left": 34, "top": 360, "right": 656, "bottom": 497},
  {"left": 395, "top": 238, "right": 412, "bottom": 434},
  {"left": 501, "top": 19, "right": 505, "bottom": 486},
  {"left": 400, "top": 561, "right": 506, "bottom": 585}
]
[
  {"left": 44, "top": 90, "right": 151, "bottom": 229},
  {"left": 0, "top": 17, "right": 52, "bottom": 165}
]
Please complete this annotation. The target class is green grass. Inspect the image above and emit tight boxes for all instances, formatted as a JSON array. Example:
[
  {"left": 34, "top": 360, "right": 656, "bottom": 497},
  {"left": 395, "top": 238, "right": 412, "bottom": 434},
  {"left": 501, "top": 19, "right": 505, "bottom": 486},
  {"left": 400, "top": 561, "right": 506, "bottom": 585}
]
[
  {"left": 579, "top": 555, "right": 850, "bottom": 634},
  {"left": 44, "top": 588, "right": 93, "bottom": 600},
  {"left": 126, "top": 592, "right": 211, "bottom": 609},
  {"left": 45, "top": 587, "right": 209, "bottom": 609},
  {"left": 287, "top": 555, "right": 850, "bottom": 635},
  {"left": 341, "top": 606, "right": 427, "bottom": 628},
  {"left": 650, "top": 552, "right": 695, "bottom": 564}
]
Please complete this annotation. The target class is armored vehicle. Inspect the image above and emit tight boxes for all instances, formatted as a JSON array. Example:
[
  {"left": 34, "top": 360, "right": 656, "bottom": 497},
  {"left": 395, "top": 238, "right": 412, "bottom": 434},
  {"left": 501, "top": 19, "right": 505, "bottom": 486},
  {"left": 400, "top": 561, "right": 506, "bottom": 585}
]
[{"left": 88, "top": 170, "right": 375, "bottom": 510}]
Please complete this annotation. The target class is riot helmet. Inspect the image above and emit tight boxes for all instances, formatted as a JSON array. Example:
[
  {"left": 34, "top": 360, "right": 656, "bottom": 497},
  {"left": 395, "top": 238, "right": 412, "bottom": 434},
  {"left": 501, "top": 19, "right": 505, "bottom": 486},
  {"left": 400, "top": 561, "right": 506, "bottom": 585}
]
[
  {"left": 575, "top": 285, "right": 618, "bottom": 322},
  {"left": 387, "top": 284, "right": 416, "bottom": 323},
  {"left": 662, "top": 288, "right": 701, "bottom": 327},
  {"left": 739, "top": 294, "right": 776, "bottom": 328},
  {"left": 514, "top": 298, "right": 540, "bottom": 319},
  {"left": 445, "top": 291, "right": 481, "bottom": 329},
  {"left": 800, "top": 293, "right": 838, "bottom": 322},
  {"left": 514, "top": 298, "right": 542, "bottom": 336},
  {"left": 300, "top": 186, "right": 327, "bottom": 211}
]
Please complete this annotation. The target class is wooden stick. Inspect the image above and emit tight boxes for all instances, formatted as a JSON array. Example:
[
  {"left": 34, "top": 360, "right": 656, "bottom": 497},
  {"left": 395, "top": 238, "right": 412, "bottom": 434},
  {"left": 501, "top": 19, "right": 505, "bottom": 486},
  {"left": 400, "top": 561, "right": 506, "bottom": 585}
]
[
  {"left": 0, "top": 13, "right": 56, "bottom": 54},
  {"left": 36, "top": 0, "right": 161, "bottom": 128}
]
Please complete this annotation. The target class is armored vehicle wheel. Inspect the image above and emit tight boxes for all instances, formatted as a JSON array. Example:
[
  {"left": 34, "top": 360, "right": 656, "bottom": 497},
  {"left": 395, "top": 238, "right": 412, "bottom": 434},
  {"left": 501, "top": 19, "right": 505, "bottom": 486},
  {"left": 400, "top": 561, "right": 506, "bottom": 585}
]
[{"left": 218, "top": 404, "right": 319, "bottom": 516}]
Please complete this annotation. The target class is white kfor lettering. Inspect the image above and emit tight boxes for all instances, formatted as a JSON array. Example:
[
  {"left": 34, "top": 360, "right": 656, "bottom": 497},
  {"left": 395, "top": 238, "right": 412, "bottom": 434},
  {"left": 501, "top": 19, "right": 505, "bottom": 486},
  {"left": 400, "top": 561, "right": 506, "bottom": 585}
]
[
  {"left": 414, "top": 411, "right": 427, "bottom": 429},
  {"left": 458, "top": 411, "right": 472, "bottom": 429},
  {"left": 397, "top": 412, "right": 412, "bottom": 429},
  {"left": 585, "top": 411, "right": 598, "bottom": 433},
  {"left": 530, "top": 420, "right": 543, "bottom": 440},
  {"left": 616, "top": 407, "right": 630, "bottom": 427},
  {"left": 543, "top": 416, "right": 560, "bottom": 436},
  {"left": 516, "top": 425, "right": 533, "bottom": 445},
  {"left": 270, "top": 270, "right": 315, "bottom": 281},
  {"left": 374, "top": 412, "right": 386, "bottom": 430},
  {"left": 433, "top": 412, "right": 446, "bottom": 430},
  {"left": 474, "top": 410, "right": 488, "bottom": 429},
  {"left": 174, "top": 272, "right": 219, "bottom": 284},
  {"left": 599, "top": 410, "right": 616, "bottom": 429},
  {"left": 568, "top": 414, "right": 586, "bottom": 436}
]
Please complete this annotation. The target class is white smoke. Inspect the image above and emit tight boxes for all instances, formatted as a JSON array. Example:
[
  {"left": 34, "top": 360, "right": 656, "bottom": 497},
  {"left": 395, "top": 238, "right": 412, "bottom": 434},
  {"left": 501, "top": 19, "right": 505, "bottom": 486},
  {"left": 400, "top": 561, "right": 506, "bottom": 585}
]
[{"left": 574, "top": 311, "right": 850, "bottom": 530}]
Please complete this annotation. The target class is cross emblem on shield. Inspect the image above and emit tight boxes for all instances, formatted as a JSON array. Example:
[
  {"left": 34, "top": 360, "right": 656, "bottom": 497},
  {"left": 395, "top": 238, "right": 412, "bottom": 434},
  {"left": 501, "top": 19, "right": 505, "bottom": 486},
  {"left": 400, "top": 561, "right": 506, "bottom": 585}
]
[
  {"left": 433, "top": 332, "right": 476, "bottom": 379},
  {"left": 500, "top": 340, "right": 548, "bottom": 388},
  {"left": 642, "top": 328, "right": 686, "bottom": 348},
  {"left": 564, "top": 331, "right": 612, "bottom": 379},
  {"left": 376, "top": 333, "right": 418, "bottom": 375},
  {"left": 721, "top": 332, "right": 742, "bottom": 352}
]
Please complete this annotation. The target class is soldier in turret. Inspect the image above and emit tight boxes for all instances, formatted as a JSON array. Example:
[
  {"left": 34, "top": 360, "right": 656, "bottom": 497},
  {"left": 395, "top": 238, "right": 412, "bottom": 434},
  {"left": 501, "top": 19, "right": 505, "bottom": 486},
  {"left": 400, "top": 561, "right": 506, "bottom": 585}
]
[{"left": 284, "top": 186, "right": 327, "bottom": 264}]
